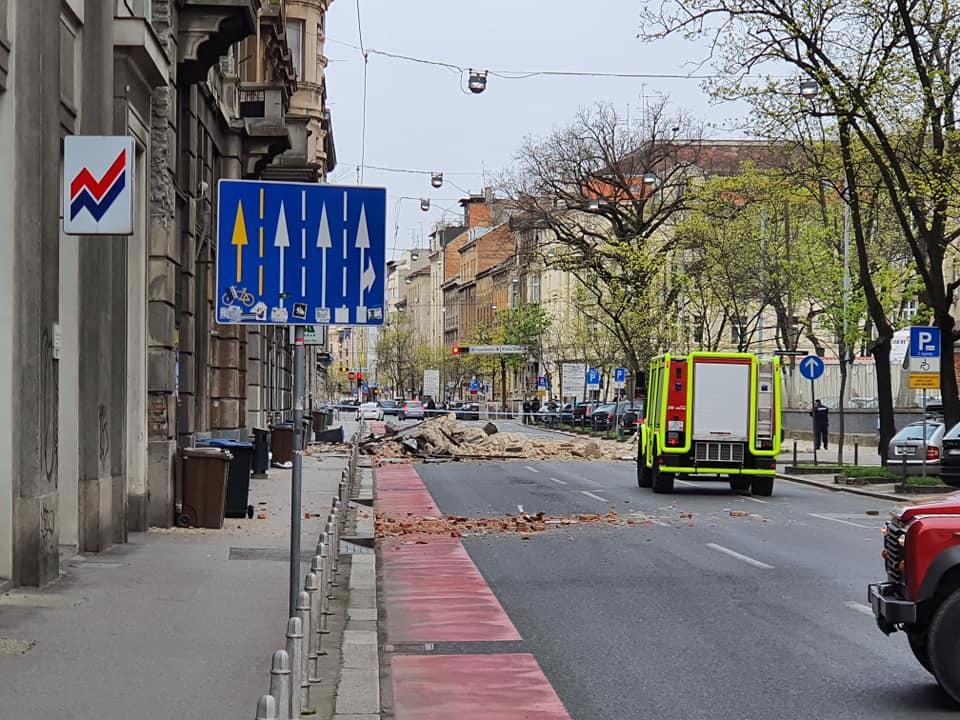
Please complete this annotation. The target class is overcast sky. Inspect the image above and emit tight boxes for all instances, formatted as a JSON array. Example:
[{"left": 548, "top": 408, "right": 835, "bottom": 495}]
[{"left": 323, "top": 0, "right": 736, "bottom": 259}]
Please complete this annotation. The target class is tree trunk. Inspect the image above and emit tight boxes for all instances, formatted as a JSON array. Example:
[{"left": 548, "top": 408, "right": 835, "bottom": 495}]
[
  {"left": 936, "top": 309, "right": 960, "bottom": 429},
  {"left": 873, "top": 338, "right": 896, "bottom": 464},
  {"left": 500, "top": 357, "right": 508, "bottom": 414}
]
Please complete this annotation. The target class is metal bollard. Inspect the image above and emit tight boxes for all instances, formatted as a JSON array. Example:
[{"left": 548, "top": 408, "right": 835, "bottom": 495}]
[
  {"left": 295, "top": 592, "right": 312, "bottom": 714},
  {"left": 792, "top": 440, "right": 797, "bottom": 468},
  {"left": 256, "top": 694, "right": 278, "bottom": 720},
  {"left": 285, "top": 617, "right": 303, "bottom": 719},
  {"left": 854, "top": 437, "right": 859, "bottom": 466},
  {"left": 327, "top": 518, "right": 340, "bottom": 578},
  {"left": 317, "top": 544, "right": 332, "bottom": 631},
  {"left": 269, "top": 650, "right": 292, "bottom": 720},
  {"left": 305, "top": 568, "right": 325, "bottom": 669}
]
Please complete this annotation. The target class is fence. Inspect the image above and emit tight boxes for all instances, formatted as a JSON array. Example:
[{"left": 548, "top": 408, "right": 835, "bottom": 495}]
[
  {"left": 781, "top": 361, "right": 941, "bottom": 409},
  {"left": 252, "top": 427, "right": 361, "bottom": 719}
]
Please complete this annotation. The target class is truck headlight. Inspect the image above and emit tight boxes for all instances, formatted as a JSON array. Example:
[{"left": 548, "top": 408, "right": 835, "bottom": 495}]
[{"left": 898, "top": 534, "right": 906, "bottom": 547}]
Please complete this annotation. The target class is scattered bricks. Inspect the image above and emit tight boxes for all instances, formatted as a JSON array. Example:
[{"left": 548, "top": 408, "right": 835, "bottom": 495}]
[
  {"left": 730, "top": 511, "right": 751, "bottom": 518},
  {"left": 680, "top": 512, "right": 693, "bottom": 520}
]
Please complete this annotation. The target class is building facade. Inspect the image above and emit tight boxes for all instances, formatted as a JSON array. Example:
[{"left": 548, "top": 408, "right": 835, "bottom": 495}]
[{"left": 0, "top": 0, "right": 336, "bottom": 590}]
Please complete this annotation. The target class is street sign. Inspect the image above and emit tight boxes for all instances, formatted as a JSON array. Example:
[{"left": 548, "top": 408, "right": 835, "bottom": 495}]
[
  {"left": 799, "top": 355, "right": 825, "bottom": 381},
  {"left": 908, "top": 373, "right": 940, "bottom": 389},
  {"left": 537, "top": 376, "right": 549, "bottom": 390},
  {"left": 289, "top": 325, "right": 327, "bottom": 345},
  {"left": 909, "top": 326, "right": 941, "bottom": 373},
  {"left": 63, "top": 136, "right": 135, "bottom": 235},
  {"left": 467, "top": 345, "right": 527, "bottom": 355},
  {"left": 613, "top": 367, "right": 627, "bottom": 389},
  {"left": 215, "top": 180, "right": 386, "bottom": 326},
  {"left": 586, "top": 367, "right": 601, "bottom": 390},
  {"left": 469, "top": 377, "right": 480, "bottom": 395},
  {"left": 562, "top": 363, "right": 586, "bottom": 400},
  {"left": 348, "top": 371, "right": 357, "bottom": 382}
]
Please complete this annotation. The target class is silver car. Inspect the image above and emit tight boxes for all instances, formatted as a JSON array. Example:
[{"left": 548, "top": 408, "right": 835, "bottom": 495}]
[
  {"left": 399, "top": 400, "right": 425, "bottom": 421},
  {"left": 887, "top": 421, "right": 946, "bottom": 475}
]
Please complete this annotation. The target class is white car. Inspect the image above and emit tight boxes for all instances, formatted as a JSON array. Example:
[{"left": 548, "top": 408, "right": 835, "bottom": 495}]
[{"left": 356, "top": 402, "right": 384, "bottom": 421}]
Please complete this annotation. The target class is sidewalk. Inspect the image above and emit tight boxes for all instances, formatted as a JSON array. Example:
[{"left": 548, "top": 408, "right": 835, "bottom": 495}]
[{"left": 0, "top": 450, "right": 349, "bottom": 720}]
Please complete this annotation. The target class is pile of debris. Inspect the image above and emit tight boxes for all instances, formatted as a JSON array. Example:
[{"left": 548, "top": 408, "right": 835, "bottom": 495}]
[
  {"left": 375, "top": 510, "right": 655, "bottom": 540},
  {"left": 361, "top": 413, "right": 633, "bottom": 462}
]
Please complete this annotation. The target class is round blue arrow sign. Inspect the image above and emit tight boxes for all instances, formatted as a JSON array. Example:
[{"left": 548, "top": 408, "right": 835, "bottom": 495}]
[{"left": 799, "top": 355, "right": 825, "bottom": 381}]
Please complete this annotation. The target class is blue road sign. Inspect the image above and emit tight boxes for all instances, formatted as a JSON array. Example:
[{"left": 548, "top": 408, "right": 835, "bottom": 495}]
[
  {"left": 537, "top": 376, "right": 549, "bottom": 389},
  {"left": 470, "top": 378, "right": 480, "bottom": 392},
  {"left": 215, "top": 180, "right": 386, "bottom": 326},
  {"left": 799, "top": 355, "right": 825, "bottom": 381},
  {"left": 586, "top": 368, "right": 601, "bottom": 389},
  {"left": 614, "top": 367, "right": 627, "bottom": 384},
  {"left": 910, "top": 326, "right": 941, "bottom": 358}
]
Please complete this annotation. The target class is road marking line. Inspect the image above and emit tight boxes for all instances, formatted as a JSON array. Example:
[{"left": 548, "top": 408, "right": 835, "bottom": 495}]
[
  {"left": 580, "top": 491, "right": 609, "bottom": 503},
  {"left": 742, "top": 496, "right": 769, "bottom": 504},
  {"left": 845, "top": 601, "right": 874, "bottom": 617},
  {"left": 809, "top": 513, "right": 873, "bottom": 529},
  {"left": 524, "top": 466, "right": 540, "bottom": 473},
  {"left": 706, "top": 543, "right": 774, "bottom": 569},
  {"left": 549, "top": 477, "right": 567, "bottom": 485}
]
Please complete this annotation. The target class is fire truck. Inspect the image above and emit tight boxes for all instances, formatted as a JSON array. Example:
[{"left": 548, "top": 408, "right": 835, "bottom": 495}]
[
  {"left": 869, "top": 495, "right": 960, "bottom": 703},
  {"left": 637, "top": 352, "right": 782, "bottom": 495}
]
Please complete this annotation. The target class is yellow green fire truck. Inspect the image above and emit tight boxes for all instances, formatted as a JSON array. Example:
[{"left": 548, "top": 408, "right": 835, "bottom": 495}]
[{"left": 638, "top": 352, "right": 782, "bottom": 495}]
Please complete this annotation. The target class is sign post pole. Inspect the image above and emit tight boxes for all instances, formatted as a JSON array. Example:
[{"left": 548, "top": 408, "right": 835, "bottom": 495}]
[
  {"left": 800, "top": 355, "right": 825, "bottom": 467},
  {"left": 290, "top": 326, "right": 305, "bottom": 619},
  {"left": 922, "top": 388, "right": 928, "bottom": 479},
  {"left": 811, "top": 377, "right": 817, "bottom": 467}
]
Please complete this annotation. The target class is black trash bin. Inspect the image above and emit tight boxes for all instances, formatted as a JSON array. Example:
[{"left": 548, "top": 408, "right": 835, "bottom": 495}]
[
  {"left": 251, "top": 428, "right": 270, "bottom": 478},
  {"left": 198, "top": 438, "right": 254, "bottom": 518}
]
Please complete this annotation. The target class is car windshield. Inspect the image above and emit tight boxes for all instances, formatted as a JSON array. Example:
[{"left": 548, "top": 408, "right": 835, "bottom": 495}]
[
  {"left": 896, "top": 423, "right": 943, "bottom": 441},
  {"left": 407, "top": 402, "right": 422, "bottom": 408},
  {"left": 381, "top": 400, "right": 397, "bottom": 408}
]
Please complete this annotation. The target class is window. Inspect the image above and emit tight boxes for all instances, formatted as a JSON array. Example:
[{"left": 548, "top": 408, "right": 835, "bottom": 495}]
[
  {"left": 286, "top": 19, "right": 304, "bottom": 79},
  {"left": 530, "top": 274, "right": 541, "bottom": 303},
  {"left": 900, "top": 299, "right": 918, "bottom": 320}
]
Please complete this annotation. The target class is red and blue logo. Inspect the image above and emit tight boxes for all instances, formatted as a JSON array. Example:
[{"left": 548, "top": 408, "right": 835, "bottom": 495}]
[{"left": 69, "top": 148, "right": 127, "bottom": 221}]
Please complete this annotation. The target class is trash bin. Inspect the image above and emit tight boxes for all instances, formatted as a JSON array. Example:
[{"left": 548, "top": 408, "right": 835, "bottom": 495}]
[
  {"left": 178, "top": 447, "right": 231, "bottom": 529},
  {"left": 271, "top": 423, "right": 295, "bottom": 466},
  {"left": 199, "top": 438, "right": 254, "bottom": 519},
  {"left": 251, "top": 427, "right": 270, "bottom": 478},
  {"left": 312, "top": 410, "right": 328, "bottom": 439},
  {"left": 302, "top": 418, "right": 312, "bottom": 449},
  {"left": 325, "top": 408, "right": 335, "bottom": 426}
]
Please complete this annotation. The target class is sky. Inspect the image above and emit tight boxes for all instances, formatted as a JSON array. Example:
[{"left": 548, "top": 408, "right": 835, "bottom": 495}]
[{"left": 322, "top": 0, "right": 737, "bottom": 260}]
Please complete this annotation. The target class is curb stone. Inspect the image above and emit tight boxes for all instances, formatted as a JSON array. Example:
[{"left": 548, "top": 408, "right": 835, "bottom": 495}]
[{"left": 776, "top": 472, "right": 910, "bottom": 502}]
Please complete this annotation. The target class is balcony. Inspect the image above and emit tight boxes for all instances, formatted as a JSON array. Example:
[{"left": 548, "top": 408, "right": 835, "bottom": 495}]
[
  {"left": 237, "top": 82, "right": 292, "bottom": 178},
  {"left": 178, "top": 0, "right": 259, "bottom": 84}
]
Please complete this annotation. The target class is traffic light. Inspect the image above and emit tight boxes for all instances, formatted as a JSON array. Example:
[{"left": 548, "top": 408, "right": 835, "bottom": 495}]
[{"left": 452, "top": 344, "right": 469, "bottom": 356}]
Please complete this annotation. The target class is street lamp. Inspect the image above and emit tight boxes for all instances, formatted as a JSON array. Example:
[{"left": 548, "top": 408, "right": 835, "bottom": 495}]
[
  {"left": 800, "top": 80, "right": 819, "bottom": 99},
  {"left": 468, "top": 69, "right": 488, "bottom": 94},
  {"left": 420, "top": 198, "right": 430, "bottom": 211},
  {"left": 431, "top": 172, "right": 444, "bottom": 188},
  {"left": 642, "top": 171, "right": 659, "bottom": 187}
]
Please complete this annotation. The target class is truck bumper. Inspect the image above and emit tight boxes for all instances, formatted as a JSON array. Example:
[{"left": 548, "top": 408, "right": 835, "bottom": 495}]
[{"left": 868, "top": 582, "right": 917, "bottom": 633}]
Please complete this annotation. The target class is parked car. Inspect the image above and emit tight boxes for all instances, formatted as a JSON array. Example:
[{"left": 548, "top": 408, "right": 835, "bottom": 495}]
[
  {"left": 618, "top": 401, "right": 646, "bottom": 435},
  {"left": 887, "top": 420, "right": 946, "bottom": 475},
  {"left": 455, "top": 402, "right": 480, "bottom": 421},
  {"left": 590, "top": 403, "right": 618, "bottom": 431},
  {"left": 572, "top": 401, "right": 600, "bottom": 427},
  {"left": 938, "top": 421, "right": 960, "bottom": 486},
  {"left": 400, "top": 400, "right": 425, "bottom": 421},
  {"left": 379, "top": 399, "right": 402, "bottom": 417},
  {"left": 356, "top": 402, "right": 383, "bottom": 421},
  {"left": 536, "top": 402, "right": 573, "bottom": 426}
]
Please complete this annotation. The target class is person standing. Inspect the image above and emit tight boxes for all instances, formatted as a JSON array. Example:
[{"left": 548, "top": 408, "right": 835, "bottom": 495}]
[
  {"left": 522, "top": 398, "right": 531, "bottom": 425},
  {"left": 812, "top": 399, "right": 830, "bottom": 450}
]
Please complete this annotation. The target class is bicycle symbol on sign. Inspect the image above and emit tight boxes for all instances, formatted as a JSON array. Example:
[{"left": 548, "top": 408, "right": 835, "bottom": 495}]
[{"left": 221, "top": 286, "right": 256, "bottom": 308}]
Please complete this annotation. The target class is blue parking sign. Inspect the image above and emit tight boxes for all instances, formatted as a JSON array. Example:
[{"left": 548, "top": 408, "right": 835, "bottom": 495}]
[{"left": 910, "top": 326, "right": 941, "bottom": 358}]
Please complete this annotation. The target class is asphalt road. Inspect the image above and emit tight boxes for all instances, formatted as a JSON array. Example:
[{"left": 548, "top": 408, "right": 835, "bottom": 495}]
[{"left": 415, "top": 459, "right": 959, "bottom": 720}]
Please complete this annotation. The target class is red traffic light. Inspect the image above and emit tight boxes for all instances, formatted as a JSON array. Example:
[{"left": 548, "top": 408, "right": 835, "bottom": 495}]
[
  {"left": 357, "top": 371, "right": 363, "bottom": 380},
  {"left": 452, "top": 345, "right": 461, "bottom": 356}
]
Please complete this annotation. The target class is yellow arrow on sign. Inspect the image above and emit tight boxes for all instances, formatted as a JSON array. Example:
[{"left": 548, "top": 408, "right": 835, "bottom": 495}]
[{"left": 231, "top": 201, "right": 248, "bottom": 283}]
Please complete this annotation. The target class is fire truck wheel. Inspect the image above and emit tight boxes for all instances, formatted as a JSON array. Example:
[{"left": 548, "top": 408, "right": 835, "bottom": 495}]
[
  {"left": 906, "top": 630, "right": 934, "bottom": 675},
  {"left": 637, "top": 459, "right": 652, "bottom": 488},
  {"left": 651, "top": 465, "right": 674, "bottom": 494},
  {"left": 750, "top": 476, "right": 774, "bottom": 497},
  {"left": 730, "top": 477, "right": 751, "bottom": 493},
  {"left": 929, "top": 588, "right": 960, "bottom": 703}
]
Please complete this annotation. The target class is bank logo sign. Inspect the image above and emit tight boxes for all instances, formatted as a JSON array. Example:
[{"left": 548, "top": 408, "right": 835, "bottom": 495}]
[{"left": 63, "top": 136, "right": 135, "bottom": 235}]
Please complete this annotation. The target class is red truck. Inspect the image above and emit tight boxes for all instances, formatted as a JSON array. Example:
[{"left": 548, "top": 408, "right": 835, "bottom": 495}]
[{"left": 869, "top": 493, "right": 960, "bottom": 703}]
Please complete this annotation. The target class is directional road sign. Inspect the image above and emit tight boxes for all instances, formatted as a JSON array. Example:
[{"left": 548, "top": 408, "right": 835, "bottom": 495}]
[
  {"left": 909, "top": 326, "right": 941, "bottom": 373},
  {"left": 613, "top": 367, "right": 627, "bottom": 389},
  {"left": 215, "top": 180, "right": 386, "bottom": 326},
  {"left": 467, "top": 345, "right": 527, "bottom": 355},
  {"left": 586, "top": 367, "right": 601, "bottom": 390},
  {"left": 799, "top": 355, "right": 825, "bottom": 381}
]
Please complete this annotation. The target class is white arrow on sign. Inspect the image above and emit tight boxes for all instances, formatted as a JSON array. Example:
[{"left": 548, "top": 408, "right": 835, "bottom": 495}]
[
  {"left": 355, "top": 204, "right": 374, "bottom": 323},
  {"left": 316, "top": 203, "right": 332, "bottom": 308},
  {"left": 274, "top": 201, "right": 291, "bottom": 307}
]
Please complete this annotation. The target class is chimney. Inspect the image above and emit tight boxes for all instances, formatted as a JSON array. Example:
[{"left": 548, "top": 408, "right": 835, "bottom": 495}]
[{"left": 461, "top": 190, "right": 494, "bottom": 229}]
